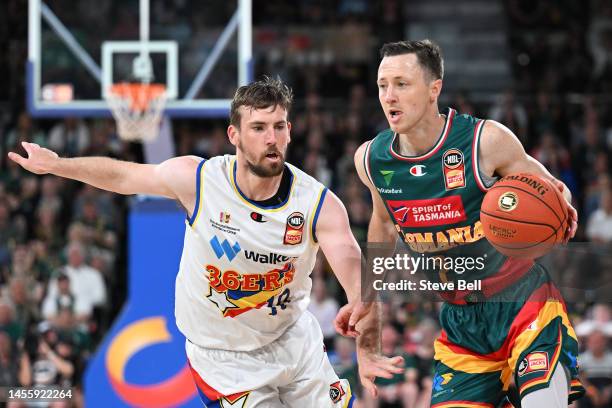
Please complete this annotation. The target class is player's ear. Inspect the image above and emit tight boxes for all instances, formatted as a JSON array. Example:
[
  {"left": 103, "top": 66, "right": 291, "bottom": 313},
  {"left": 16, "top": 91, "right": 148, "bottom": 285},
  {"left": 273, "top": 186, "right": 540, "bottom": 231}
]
[
  {"left": 429, "top": 78, "right": 443, "bottom": 102},
  {"left": 227, "top": 125, "right": 239, "bottom": 146},
  {"left": 287, "top": 121, "right": 292, "bottom": 143}
]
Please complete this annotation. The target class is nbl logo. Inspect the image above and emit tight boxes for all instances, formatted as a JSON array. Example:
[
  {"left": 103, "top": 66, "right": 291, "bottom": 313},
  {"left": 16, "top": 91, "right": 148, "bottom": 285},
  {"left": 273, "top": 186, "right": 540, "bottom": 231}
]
[{"left": 443, "top": 149, "right": 463, "bottom": 168}]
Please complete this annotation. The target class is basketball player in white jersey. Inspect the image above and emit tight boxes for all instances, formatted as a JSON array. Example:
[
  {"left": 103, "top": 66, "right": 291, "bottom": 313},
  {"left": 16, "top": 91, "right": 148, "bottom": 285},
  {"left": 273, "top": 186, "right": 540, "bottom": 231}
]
[{"left": 9, "top": 77, "right": 403, "bottom": 407}]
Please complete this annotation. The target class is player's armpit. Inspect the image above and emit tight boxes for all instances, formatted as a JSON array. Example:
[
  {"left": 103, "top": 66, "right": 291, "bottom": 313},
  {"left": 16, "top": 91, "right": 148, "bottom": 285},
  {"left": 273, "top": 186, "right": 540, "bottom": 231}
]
[{"left": 154, "top": 156, "right": 202, "bottom": 216}]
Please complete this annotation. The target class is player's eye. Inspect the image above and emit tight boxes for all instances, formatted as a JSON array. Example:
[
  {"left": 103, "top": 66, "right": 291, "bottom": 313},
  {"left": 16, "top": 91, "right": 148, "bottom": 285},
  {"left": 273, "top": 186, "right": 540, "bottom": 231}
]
[
  {"left": 252, "top": 126, "right": 264, "bottom": 131},
  {"left": 275, "top": 124, "right": 286, "bottom": 130},
  {"left": 398, "top": 82, "right": 407, "bottom": 87},
  {"left": 378, "top": 83, "right": 387, "bottom": 89}
]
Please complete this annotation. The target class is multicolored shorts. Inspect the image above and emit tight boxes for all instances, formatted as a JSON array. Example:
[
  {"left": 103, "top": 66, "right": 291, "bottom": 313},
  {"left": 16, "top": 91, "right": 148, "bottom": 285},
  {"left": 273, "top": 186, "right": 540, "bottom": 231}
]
[{"left": 430, "top": 267, "right": 585, "bottom": 407}]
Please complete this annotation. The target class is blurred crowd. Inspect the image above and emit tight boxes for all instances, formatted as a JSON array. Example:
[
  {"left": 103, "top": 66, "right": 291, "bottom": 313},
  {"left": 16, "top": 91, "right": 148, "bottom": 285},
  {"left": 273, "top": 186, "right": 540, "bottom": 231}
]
[{"left": 1, "top": 0, "right": 612, "bottom": 407}]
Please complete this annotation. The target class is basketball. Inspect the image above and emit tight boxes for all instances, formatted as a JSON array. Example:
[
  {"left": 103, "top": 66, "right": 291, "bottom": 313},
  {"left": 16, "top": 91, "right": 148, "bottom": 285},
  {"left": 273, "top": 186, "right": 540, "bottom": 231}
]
[{"left": 480, "top": 173, "right": 568, "bottom": 259}]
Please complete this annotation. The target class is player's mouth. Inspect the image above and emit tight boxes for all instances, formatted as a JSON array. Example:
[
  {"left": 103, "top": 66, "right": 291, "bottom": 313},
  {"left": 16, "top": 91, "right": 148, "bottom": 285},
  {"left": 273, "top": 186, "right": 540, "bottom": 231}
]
[
  {"left": 264, "top": 151, "right": 282, "bottom": 162},
  {"left": 388, "top": 109, "right": 403, "bottom": 124}
]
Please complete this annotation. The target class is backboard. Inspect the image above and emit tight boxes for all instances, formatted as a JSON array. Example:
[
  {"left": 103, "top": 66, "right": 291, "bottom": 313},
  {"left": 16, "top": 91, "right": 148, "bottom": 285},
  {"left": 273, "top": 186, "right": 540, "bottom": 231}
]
[{"left": 27, "top": 0, "right": 253, "bottom": 118}]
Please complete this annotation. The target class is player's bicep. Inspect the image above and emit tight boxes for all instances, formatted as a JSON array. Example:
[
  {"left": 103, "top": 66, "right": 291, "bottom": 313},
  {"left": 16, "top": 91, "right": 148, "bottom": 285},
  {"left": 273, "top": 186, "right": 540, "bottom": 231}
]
[
  {"left": 315, "top": 192, "right": 361, "bottom": 260},
  {"left": 481, "top": 121, "right": 556, "bottom": 181}
]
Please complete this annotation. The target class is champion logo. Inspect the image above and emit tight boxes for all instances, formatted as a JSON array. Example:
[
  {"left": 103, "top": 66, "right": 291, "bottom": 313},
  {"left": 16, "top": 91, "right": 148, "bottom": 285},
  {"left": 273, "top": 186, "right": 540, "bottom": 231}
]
[
  {"left": 250, "top": 212, "right": 266, "bottom": 222},
  {"left": 209, "top": 236, "right": 241, "bottom": 261},
  {"left": 409, "top": 165, "right": 427, "bottom": 176}
]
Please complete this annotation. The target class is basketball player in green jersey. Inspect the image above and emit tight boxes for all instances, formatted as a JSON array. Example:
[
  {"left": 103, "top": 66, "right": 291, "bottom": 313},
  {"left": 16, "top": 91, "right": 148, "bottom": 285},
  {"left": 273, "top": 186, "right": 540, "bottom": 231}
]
[{"left": 348, "top": 40, "right": 585, "bottom": 407}]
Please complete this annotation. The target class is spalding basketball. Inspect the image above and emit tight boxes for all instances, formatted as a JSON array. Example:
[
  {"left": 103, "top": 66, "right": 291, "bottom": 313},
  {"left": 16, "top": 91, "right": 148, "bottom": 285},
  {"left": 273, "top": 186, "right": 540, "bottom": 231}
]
[{"left": 480, "top": 173, "right": 568, "bottom": 258}]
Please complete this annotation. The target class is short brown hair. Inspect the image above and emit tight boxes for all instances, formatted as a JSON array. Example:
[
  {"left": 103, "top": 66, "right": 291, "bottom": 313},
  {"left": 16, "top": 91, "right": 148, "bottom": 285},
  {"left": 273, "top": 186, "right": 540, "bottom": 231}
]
[
  {"left": 380, "top": 39, "right": 444, "bottom": 81},
  {"left": 230, "top": 76, "right": 294, "bottom": 128}
]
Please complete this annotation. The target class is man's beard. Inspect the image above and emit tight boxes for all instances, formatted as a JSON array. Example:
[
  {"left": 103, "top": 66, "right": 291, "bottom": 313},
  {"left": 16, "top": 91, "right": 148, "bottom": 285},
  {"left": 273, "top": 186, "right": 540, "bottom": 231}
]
[{"left": 238, "top": 142, "right": 285, "bottom": 178}]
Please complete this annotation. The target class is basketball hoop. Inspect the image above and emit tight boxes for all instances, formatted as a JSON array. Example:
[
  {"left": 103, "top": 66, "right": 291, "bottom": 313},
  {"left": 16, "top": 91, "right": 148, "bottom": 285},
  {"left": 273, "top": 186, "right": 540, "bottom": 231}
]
[{"left": 107, "top": 82, "right": 167, "bottom": 142}]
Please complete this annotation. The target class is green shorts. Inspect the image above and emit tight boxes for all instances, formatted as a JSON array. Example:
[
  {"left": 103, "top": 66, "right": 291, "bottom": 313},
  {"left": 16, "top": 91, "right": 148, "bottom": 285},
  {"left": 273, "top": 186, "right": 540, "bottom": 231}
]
[{"left": 430, "top": 266, "right": 585, "bottom": 407}]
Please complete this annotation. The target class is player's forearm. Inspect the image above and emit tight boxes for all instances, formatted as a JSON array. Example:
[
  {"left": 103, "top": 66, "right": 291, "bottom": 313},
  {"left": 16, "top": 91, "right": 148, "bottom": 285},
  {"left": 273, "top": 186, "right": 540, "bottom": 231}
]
[
  {"left": 50, "top": 156, "right": 153, "bottom": 195},
  {"left": 368, "top": 215, "right": 397, "bottom": 243},
  {"left": 329, "top": 243, "right": 362, "bottom": 303}
]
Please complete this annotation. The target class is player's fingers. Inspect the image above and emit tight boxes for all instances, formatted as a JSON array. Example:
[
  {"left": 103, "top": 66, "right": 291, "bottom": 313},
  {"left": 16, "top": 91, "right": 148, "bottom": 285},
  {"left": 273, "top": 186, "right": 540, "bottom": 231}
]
[
  {"left": 21, "top": 141, "right": 34, "bottom": 156},
  {"left": 565, "top": 205, "right": 578, "bottom": 242},
  {"left": 364, "top": 364, "right": 395, "bottom": 379},
  {"left": 378, "top": 356, "right": 405, "bottom": 373},
  {"left": 348, "top": 302, "right": 369, "bottom": 328},
  {"left": 7, "top": 152, "right": 26, "bottom": 166}
]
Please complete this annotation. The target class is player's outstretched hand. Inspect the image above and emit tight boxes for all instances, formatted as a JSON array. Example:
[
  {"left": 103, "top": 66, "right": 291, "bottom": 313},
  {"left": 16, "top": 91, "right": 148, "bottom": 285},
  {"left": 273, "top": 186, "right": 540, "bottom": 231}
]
[
  {"left": 552, "top": 180, "right": 578, "bottom": 242},
  {"left": 357, "top": 351, "right": 404, "bottom": 398},
  {"left": 8, "top": 142, "right": 59, "bottom": 175},
  {"left": 334, "top": 301, "right": 371, "bottom": 338}
]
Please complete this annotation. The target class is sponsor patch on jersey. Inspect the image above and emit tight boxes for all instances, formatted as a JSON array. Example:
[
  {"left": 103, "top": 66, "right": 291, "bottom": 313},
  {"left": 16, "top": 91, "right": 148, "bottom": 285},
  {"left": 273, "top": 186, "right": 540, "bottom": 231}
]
[
  {"left": 284, "top": 212, "right": 304, "bottom": 245},
  {"left": 329, "top": 381, "right": 345, "bottom": 403},
  {"left": 409, "top": 164, "right": 427, "bottom": 176},
  {"left": 244, "top": 250, "right": 296, "bottom": 265},
  {"left": 518, "top": 352, "right": 549, "bottom": 377},
  {"left": 386, "top": 196, "right": 467, "bottom": 227},
  {"left": 250, "top": 211, "right": 266, "bottom": 222},
  {"left": 219, "top": 211, "right": 231, "bottom": 223},
  {"left": 442, "top": 148, "right": 465, "bottom": 190}
]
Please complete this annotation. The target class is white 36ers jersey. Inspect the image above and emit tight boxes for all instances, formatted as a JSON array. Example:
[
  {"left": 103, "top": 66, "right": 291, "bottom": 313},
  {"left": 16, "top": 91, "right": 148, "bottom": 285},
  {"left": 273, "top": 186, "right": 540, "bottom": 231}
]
[{"left": 175, "top": 155, "right": 327, "bottom": 351}]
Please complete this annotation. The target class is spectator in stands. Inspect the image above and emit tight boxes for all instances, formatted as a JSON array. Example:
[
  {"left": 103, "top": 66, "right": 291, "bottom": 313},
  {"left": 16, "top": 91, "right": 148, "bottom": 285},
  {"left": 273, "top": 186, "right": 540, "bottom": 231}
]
[
  {"left": 488, "top": 90, "right": 528, "bottom": 143},
  {"left": 579, "top": 330, "right": 612, "bottom": 408},
  {"left": 308, "top": 277, "right": 340, "bottom": 352},
  {"left": 0, "top": 331, "right": 30, "bottom": 388},
  {"left": 45, "top": 242, "right": 106, "bottom": 322},
  {"left": 2, "top": 112, "right": 46, "bottom": 159},
  {"left": 47, "top": 118, "right": 90, "bottom": 157},
  {"left": 0, "top": 301, "right": 20, "bottom": 343},
  {"left": 28, "top": 322, "right": 75, "bottom": 392},
  {"left": 576, "top": 304, "right": 612, "bottom": 338},
  {"left": 586, "top": 188, "right": 612, "bottom": 243},
  {"left": 42, "top": 273, "right": 87, "bottom": 324},
  {"left": 402, "top": 319, "right": 437, "bottom": 408},
  {"left": 4, "top": 277, "right": 39, "bottom": 336}
]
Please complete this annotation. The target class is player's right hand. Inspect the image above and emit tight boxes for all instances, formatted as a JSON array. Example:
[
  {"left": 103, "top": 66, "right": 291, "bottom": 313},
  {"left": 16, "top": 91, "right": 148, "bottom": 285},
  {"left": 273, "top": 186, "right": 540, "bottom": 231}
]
[
  {"left": 8, "top": 142, "right": 59, "bottom": 175},
  {"left": 357, "top": 350, "right": 404, "bottom": 398},
  {"left": 334, "top": 301, "right": 372, "bottom": 338}
]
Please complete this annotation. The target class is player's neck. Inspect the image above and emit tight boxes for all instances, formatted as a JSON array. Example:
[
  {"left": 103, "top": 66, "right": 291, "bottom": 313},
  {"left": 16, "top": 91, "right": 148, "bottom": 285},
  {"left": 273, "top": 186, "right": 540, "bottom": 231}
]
[
  {"left": 397, "top": 109, "right": 446, "bottom": 156},
  {"left": 235, "top": 162, "right": 284, "bottom": 201}
]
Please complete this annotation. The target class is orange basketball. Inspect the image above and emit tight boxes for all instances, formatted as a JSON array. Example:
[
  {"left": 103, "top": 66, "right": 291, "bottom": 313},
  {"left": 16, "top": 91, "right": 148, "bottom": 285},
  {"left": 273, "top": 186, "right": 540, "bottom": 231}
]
[{"left": 480, "top": 173, "right": 568, "bottom": 259}]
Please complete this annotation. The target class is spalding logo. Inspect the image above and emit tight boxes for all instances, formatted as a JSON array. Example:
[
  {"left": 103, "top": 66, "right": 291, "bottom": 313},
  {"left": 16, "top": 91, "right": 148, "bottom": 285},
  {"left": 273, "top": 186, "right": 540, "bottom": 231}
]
[{"left": 503, "top": 174, "right": 550, "bottom": 196}]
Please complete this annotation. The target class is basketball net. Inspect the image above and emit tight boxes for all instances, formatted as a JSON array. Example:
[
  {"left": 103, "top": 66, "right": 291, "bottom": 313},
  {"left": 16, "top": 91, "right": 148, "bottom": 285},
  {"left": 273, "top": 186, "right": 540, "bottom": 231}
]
[{"left": 107, "top": 82, "right": 167, "bottom": 142}]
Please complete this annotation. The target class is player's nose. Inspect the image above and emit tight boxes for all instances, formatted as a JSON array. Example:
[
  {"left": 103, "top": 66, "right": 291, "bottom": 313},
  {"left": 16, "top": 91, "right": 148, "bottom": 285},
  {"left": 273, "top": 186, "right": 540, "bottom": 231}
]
[
  {"left": 264, "top": 128, "right": 277, "bottom": 145},
  {"left": 383, "top": 87, "right": 397, "bottom": 104}
]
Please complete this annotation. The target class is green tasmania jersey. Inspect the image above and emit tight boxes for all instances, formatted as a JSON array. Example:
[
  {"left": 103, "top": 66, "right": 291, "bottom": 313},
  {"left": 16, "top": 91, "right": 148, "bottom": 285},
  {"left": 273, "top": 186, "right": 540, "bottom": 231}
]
[{"left": 365, "top": 108, "right": 534, "bottom": 300}]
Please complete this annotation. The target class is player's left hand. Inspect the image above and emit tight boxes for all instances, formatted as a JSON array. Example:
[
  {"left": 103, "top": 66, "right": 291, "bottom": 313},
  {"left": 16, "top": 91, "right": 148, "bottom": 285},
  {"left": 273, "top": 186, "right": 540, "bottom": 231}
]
[
  {"left": 552, "top": 180, "right": 577, "bottom": 242},
  {"left": 357, "top": 350, "right": 404, "bottom": 398},
  {"left": 334, "top": 301, "right": 371, "bottom": 338}
]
